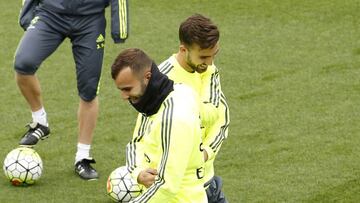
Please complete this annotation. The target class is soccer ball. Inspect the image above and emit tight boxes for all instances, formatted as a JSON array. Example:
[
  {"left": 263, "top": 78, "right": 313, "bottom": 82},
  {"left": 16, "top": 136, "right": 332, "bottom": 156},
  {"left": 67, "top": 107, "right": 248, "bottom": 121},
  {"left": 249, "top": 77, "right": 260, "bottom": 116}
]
[
  {"left": 107, "top": 166, "right": 144, "bottom": 202},
  {"left": 3, "top": 147, "right": 43, "bottom": 186}
]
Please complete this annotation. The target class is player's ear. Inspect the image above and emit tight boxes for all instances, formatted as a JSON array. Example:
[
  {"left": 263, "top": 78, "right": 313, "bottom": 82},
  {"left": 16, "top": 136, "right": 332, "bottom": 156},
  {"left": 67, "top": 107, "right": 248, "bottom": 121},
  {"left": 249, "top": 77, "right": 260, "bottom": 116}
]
[
  {"left": 145, "top": 71, "right": 151, "bottom": 79},
  {"left": 144, "top": 70, "right": 152, "bottom": 84},
  {"left": 179, "top": 44, "right": 187, "bottom": 53}
]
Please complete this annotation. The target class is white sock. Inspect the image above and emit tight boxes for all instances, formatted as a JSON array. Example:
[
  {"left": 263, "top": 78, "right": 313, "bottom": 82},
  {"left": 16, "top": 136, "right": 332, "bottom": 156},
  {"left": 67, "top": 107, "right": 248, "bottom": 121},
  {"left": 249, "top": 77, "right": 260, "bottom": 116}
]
[
  {"left": 32, "top": 107, "right": 48, "bottom": 127},
  {"left": 75, "top": 143, "right": 91, "bottom": 164}
]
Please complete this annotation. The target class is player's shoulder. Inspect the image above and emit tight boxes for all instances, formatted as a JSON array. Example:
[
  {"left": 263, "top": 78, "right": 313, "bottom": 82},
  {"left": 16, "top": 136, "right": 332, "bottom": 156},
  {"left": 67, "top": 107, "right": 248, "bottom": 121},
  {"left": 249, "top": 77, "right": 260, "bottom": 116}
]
[
  {"left": 165, "top": 83, "right": 199, "bottom": 108},
  {"left": 166, "top": 83, "right": 200, "bottom": 118},
  {"left": 173, "top": 83, "right": 197, "bottom": 98},
  {"left": 158, "top": 55, "right": 176, "bottom": 74}
]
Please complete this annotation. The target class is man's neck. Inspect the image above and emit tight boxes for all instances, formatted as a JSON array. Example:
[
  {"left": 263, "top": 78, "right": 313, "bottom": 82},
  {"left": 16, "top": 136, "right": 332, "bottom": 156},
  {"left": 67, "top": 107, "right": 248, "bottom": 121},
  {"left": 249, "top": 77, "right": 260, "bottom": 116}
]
[
  {"left": 175, "top": 52, "right": 194, "bottom": 73},
  {"left": 130, "top": 64, "right": 174, "bottom": 116}
]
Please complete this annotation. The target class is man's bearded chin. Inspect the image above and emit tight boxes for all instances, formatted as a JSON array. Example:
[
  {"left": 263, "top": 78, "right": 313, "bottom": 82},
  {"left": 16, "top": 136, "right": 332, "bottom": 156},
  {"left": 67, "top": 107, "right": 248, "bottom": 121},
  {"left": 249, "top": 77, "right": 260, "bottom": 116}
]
[{"left": 195, "top": 64, "right": 208, "bottom": 73}]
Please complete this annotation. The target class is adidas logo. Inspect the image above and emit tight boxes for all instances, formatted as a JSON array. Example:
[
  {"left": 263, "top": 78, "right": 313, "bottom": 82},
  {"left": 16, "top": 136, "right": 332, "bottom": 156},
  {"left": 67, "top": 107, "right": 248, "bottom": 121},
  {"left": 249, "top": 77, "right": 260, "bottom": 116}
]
[
  {"left": 27, "top": 16, "right": 39, "bottom": 30},
  {"left": 96, "top": 34, "right": 104, "bottom": 43},
  {"left": 96, "top": 34, "right": 105, "bottom": 49}
]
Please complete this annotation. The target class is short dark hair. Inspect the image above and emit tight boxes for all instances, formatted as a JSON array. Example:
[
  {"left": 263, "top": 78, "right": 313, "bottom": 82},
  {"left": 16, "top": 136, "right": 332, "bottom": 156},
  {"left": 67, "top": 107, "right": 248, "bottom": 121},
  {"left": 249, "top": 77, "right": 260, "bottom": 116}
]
[
  {"left": 179, "top": 14, "right": 219, "bottom": 49},
  {"left": 111, "top": 48, "right": 152, "bottom": 79}
]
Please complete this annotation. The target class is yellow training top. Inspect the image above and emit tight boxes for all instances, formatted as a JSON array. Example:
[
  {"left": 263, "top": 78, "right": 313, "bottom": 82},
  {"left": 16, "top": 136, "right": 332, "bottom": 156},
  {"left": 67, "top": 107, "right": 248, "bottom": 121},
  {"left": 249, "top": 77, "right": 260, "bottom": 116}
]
[
  {"left": 127, "top": 84, "right": 207, "bottom": 203},
  {"left": 159, "top": 55, "right": 230, "bottom": 183}
]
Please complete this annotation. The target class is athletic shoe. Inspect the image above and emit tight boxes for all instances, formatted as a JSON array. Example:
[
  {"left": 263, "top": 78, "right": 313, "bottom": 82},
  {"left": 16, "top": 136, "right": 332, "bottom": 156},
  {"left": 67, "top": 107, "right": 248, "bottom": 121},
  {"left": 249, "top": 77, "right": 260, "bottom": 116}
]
[
  {"left": 19, "top": 122, "right": 50, "bottom": 146},
  {"left": 75, "top": 158, "right": 99, "bottom": 180}
]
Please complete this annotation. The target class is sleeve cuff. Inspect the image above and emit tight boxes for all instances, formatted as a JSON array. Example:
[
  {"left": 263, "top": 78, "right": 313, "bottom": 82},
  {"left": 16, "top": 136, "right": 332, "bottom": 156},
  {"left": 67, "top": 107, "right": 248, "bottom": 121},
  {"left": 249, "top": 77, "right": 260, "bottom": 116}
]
[
  {"left": 131, "top": 167, "right": 144, "bottom": 185},
  {"left": 111, "top": 35, "right": 126, "bottom": 43}
]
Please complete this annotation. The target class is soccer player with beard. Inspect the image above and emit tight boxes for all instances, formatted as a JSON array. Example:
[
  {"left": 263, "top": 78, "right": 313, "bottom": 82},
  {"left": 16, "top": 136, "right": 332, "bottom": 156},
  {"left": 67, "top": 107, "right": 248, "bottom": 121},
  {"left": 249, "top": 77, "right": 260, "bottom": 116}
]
[
  {"left": 111, "top": 48, "right": 207, "bottom": 202},
  {"left": 158, "top": 14, "right": 230, "bottom": 203}
]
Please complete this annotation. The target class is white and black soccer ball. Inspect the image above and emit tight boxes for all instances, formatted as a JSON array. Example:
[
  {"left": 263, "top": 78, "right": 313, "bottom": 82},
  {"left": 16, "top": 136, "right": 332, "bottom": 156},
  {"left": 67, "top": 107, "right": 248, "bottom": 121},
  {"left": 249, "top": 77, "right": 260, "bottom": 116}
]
[
  {"left": 3, "top": 147, "right": 43, "bottom": 186},
  {"left": 107, "top": 166, "right": 144, "bottom": 202}
]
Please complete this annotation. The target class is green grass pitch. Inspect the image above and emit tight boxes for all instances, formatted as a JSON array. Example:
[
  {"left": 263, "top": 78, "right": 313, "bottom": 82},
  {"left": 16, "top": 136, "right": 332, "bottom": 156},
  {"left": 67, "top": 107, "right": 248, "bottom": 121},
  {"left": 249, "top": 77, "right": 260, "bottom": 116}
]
[{"left": 1, "top": 0, "right": 360, "bottom": 202}]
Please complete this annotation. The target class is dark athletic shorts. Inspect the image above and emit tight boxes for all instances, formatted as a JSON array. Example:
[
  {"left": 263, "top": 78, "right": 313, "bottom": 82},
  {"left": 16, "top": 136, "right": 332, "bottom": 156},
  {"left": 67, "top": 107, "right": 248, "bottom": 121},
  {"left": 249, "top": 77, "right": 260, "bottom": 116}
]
[
  {"left": 205, "top": 176, "right": 228, "bottom": 203},
  {"left": 14, "top": 8, "right": 106, "bottom": 101}
]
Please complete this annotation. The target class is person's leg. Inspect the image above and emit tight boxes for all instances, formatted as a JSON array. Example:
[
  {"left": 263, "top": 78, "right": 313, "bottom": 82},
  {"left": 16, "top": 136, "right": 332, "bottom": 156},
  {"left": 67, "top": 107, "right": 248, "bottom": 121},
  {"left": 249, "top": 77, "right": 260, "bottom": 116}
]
[
  {"left": 15, "top": 74, "right": 43, "bottom": 113},
  {"left": 15, "top": 12, "right": 65, "bottom": 146},
  {"left": 76, "top": 97, "right": 98, "bottom": 159},
  {"left": 71, "top": 12, "right": 105, "bottom": 180},
  {"left": 73, "top": 97, "right": 99, "bottom": 180}
]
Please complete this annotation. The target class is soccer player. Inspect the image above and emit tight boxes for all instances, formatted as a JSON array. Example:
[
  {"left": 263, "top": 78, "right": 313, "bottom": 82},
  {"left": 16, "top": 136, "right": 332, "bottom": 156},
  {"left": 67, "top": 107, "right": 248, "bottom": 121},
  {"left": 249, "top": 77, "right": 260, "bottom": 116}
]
[
  {"left": 14, "top": 0, "right": 128, "bottom": 180},
  {"left": 158, "top": 14, "right": 230, "bottom": 202},
  {"left": 111, "top": 48, "right": 207, "bottom": 202}
]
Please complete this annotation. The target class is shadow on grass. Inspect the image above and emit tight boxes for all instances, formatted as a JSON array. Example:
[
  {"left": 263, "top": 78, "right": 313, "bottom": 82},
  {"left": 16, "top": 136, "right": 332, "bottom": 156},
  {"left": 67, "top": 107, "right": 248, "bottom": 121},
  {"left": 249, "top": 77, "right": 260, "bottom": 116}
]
[
  {"left": 238, "top": 91, "right": 270, "bottom": 101},
  {"left": 321, "top": 63, "right": 360, "bottom": 74},
  {"left": 305, "top": 177, "right": 360, "bottom": 202}
]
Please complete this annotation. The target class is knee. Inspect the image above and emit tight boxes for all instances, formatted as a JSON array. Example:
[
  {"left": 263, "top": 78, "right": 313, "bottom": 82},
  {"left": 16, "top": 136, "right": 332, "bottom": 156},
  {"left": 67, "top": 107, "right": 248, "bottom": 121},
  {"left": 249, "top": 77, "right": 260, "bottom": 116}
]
[
  {"left": 14, "top": 52, "right": 38, "bottom": 74},
  {"left": 78, "top": 78, "right": 100, "bottom": 102}
]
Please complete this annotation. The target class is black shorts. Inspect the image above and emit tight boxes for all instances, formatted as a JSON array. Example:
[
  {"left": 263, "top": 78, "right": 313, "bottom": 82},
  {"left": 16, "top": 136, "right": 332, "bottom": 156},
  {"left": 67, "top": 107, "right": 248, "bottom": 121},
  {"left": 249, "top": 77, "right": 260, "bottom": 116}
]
[
  {"left": 205, "top": 176, "right": 228, "bottom": 203},
  {"left": 14, "top": 8, "right": 106, "bottom": 101}
]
